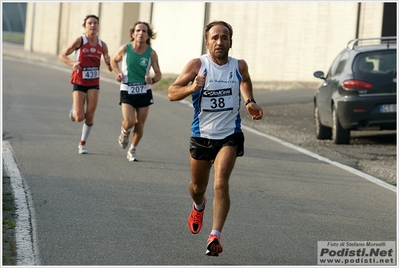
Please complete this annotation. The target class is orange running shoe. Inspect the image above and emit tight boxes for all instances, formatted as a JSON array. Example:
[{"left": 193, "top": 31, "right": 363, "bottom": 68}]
[
  {"left": 206, "top": 234, "right": 223, "bottom": 256},
  {"left": 187, "top": 198, "right": 206, "bottom": 234}
]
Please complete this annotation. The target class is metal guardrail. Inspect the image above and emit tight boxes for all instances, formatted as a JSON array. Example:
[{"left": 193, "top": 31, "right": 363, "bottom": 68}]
[{"left": 347, "top": 36, "right": 396, "bottom": 49}]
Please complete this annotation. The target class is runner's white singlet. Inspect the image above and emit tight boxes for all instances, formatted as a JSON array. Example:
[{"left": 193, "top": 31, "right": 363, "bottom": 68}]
[{"left": 191, "top": 54, "right": 242, "bottom": 139}]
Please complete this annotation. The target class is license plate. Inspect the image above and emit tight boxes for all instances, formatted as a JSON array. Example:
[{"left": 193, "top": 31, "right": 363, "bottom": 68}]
[{"left": 379, "top": 104, "right": 397, "bottom": 113}]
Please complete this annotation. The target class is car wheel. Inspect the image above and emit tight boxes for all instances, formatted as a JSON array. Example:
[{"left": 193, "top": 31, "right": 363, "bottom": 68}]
[
  {"left": 332, "top": 106, "right": 350, "bottom": 144},
  {"left": 314, "top": 104, "right": 331, "bottom": 139}
]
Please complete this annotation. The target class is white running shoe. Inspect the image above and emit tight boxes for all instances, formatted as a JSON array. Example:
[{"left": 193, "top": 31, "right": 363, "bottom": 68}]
[
  {"left": 78, "top": 144, "right": 88, "bottom": 154},
  {"left": 127, "top": 149, "right": 138, "bottom": 162},
  {"left": 69, "top": 104, "right": 75, "bottom": 122},
  {"left": 118, "top": 127, "right": 130, "bottom": 149}
]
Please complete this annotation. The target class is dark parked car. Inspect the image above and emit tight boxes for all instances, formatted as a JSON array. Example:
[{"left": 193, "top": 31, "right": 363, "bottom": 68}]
[{"left": 313, "top": 37, "right": 396, "bottom": 144}]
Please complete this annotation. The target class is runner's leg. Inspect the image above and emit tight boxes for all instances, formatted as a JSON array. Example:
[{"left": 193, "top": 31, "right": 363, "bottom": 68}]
[
  {"left": 190, "top": 157, "right": 212, "bottom": 205},
  {"left": 72, "top": 90, "right": 87, "bottom": 122},
  {"left": 131, "top": 106, "right": 149, "bottom": 146},
  {"left": 211, "top": 145, "right": 237, "bottom": 232}
]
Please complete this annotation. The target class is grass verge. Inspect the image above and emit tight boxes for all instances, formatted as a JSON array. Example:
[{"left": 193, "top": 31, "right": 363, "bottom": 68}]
[
  {"left": 2, "top": 32, "right": 24, "bottom": 44},
  {"left": 2, "top": 166, "right": 17, "bottom": 265},
  {"left": 151, "top": 76, "right": 177, "bottom": 93}
]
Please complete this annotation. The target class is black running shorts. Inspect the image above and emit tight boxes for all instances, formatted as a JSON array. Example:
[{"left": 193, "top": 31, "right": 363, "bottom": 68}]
[
  {"left": 119, "top": 90, "right": 154, "bottom": 108},
  {"left": 189, "top": 132, "right": 244, "bottom": 161},
  {"left": 73, "top": 84, "right": 100, "bottom": 93}
]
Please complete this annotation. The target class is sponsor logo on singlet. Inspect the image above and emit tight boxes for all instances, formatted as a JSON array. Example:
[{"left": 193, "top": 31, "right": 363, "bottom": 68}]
[{"left": 140, "top": 58, "right": 149, "bottom": 66}]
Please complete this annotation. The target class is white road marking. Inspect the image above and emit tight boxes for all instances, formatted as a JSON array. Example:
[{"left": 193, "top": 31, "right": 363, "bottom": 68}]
[
  {"left": 242, "top": 125, "right": 396, "bottom": 193},
  {"left": 2, "top": 140, "right": 41, "bottom": 265}
]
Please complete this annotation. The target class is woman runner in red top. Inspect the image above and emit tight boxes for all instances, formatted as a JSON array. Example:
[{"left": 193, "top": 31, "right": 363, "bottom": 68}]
[{"left": 59, "top": 14, "right": 112, "bottom": 154}]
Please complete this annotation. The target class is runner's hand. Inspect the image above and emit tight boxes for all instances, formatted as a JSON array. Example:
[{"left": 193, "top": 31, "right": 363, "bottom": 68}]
[
  {"left": 73, "top": 61, "right": 82, "bottom": 73},
  {"left": 247, "top": 103, "right": 263, "bottom": 120},
  {"left": 145, "top": 75, "right": 152, "bottom": 84},
  {"left": 192, "top": 72, "right": 206, "bottom": 92},
  {"left": 116, "top": 73, "right": 123, "bottom": 83}
]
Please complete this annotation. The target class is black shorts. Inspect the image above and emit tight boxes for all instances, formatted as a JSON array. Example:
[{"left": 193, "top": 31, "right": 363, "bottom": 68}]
[
  {"left": 119, "top": 90, "right": 154, "bottom": 108},
  {"left": 189, "top": 132, "right": 245, "bottom": 161},
  {"left": 73, "top": 84, "right": 100, "bottom": 93}
]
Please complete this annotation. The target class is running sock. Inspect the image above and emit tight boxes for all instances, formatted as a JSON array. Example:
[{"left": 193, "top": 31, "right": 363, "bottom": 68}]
[
  {"left": 81, "top": 123, "right": 93, "bottom": 142},
  {"left": 122, "top": 127, "right": 131, "bottom": 134},
  {"left": 210, "top": 230, "right": 221, "bottom": 237},
  {"left": 129, "top": 145, "right": 137, "bottom": 151},
  {"left": 194, "top": 200, "right": 205, "bottom": 211}
]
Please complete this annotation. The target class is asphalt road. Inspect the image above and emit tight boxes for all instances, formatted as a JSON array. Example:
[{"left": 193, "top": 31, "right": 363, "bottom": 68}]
[
  {"left": 2, "top": 56, "right": 397, "bottom": 265},
  {"left": 3, "top": 41, "right": 396, "bottom": 185}
]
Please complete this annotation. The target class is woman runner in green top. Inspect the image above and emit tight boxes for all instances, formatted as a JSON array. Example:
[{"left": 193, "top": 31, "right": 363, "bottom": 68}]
[{"left": 111, "top": 21, "right": 162, "bottom": 161}]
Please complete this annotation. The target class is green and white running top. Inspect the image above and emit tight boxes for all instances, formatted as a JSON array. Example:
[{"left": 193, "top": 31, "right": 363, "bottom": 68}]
[{"left": 119, "top": 43, "right": 153, "bottom": 94}]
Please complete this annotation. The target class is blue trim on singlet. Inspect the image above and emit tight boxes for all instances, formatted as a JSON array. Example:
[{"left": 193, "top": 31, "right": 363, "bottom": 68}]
[
  {"left": 234, "top": 68, "right": 243, "bottom": 133},
  {"left": 191, "top": 67, "right": 206, "bottom": 137}
]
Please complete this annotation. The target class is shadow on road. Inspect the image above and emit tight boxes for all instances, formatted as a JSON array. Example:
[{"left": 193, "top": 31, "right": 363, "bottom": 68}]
[{"left": 351, "top": 131, "right": 396, "bottom": 145}]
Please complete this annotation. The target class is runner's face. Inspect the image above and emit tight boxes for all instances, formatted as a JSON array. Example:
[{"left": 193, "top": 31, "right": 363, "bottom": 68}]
[
  {"left": 85, "top": 17, "right": 99, "bottom": 35},
  {"left": 133, "top": 24, "right": 149, "bottom": 44},
  {"left": 206, "top": 25, "right": 231, "bottom": 61}
]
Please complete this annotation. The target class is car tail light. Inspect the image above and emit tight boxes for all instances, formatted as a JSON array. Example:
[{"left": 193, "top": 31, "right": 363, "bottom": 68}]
[
  {"left": 342, "top": 79, "right": 373, "bottom": 90},
  {"left": 353, "top": 108, "right": 366, "bottom": 113}
]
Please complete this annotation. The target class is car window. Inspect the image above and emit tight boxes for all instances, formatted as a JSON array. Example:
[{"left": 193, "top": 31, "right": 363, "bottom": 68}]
[
  {"left": 353, "top": 50, "right": 397, "bottom": 75},
  {"left": 334, "top": 51, "right": 350, "bottom": 75},
  {"left": 327, "top": 54, "right": 341, "bottom": 77},
  {"left": 327, "top": 50, "right": 349, "bottom": 77}
]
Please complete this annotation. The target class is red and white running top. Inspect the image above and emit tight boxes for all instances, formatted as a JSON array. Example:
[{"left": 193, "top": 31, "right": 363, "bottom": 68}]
[{"left": 70, "top": 35, "right": 104, "bottom": 87}]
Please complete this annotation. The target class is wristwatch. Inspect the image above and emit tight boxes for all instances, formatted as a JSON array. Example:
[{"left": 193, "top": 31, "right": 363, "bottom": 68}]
[
  {"left": 151, "top": 78, "right": 156, "bottom": 84},
  {"left": 245, "top": 98, "right": 256, "bottom": 106}
]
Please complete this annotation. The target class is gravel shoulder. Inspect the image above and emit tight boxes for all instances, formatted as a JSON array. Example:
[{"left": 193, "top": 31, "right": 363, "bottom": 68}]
[{"left": 240, "top": 88, "right": 397, "bottom": 186}]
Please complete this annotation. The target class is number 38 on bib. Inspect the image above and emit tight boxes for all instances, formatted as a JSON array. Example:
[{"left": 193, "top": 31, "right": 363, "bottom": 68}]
[{"left": 201, "top": 88, "right": 233, "bottom": 112}]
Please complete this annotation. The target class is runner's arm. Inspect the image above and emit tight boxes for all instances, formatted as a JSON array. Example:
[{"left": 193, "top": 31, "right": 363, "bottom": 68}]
[
  {"left": 102, "top": 42, "right": 113, "bottom": 72},
  {"left": 168, "top": 58, "right": 203, "bottom": 101},
  {"left": 238, "top": 59, "right": 263, "bottom": 120},
  {"left": 59, "top": 36, "right": 82, "bottom": 71},
  {"left": 147, "top": 50, "right": 162, "bottom": 84},
  {"left": 110, "top": 45, "right": 126, "bottom": 82}
]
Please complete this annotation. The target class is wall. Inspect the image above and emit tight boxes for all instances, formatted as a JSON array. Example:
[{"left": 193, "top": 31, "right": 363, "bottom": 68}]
[
  {"left": 206, "top": 2, "right": 361, "bottom": 84},
  {"left": 24, "top": 2, "right": 61, "bottom": 54},
  {"left": 24, "top": 1, "right": 385, "bottom": 85},
  {"left": 358, "top": 2, "right": 385, "bottom": 38},
  {"left": 151, "top": 2, "right": 206, "bottom": 75}
]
